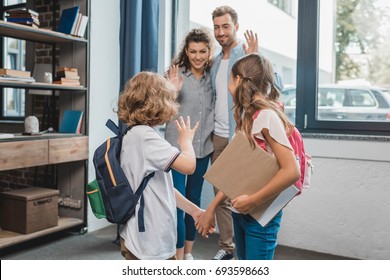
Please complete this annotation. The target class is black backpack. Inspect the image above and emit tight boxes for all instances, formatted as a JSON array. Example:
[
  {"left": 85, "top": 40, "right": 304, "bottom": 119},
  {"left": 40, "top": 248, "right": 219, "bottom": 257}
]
[{"left": 87, "top": 119, "right": 154, "bottom": 232}]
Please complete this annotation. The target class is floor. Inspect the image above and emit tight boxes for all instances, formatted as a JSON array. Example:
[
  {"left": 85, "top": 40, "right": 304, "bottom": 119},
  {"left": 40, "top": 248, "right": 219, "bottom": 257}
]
[{"left": 0, "top": 224, "right": 354, "bottom": 260}]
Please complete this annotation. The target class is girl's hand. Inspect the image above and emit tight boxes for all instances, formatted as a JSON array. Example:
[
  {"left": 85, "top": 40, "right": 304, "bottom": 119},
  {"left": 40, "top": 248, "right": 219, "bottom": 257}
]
[
  {"left": 195, "top": 210, "right": 216, "bottom": 238},
  {"left": 243, "top": 30, "right": 259, "bottom": 54},
  {"left": 231, "top": 194, "right": 257, "bottom": 214},
  {"left": 166, "top": 64, "right": 184, "bottom": 91},
  {"left": 175, "top": 116, "right": 199, "bottom": 147}
]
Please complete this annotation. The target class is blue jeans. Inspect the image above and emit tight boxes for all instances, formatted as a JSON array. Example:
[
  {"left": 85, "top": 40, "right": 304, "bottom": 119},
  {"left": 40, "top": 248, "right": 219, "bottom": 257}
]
[
  {"left": 172, "top": 155, "right": 210, "bottom": 248},
  {"left": 232, "top": 210, "right": 282, "bottom": 260}
]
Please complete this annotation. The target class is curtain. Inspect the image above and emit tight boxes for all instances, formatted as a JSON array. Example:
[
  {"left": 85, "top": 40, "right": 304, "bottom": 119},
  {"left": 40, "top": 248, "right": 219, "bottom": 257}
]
[
  {"left": 118, "top": 0, "right": 159, "bottom": 134},
  {"left": 119, "top": 0, "right": 159, "bottom": 89}
]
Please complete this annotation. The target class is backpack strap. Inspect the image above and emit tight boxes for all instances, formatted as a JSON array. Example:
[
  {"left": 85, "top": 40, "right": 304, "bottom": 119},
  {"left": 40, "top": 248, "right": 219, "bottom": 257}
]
[
  {"left": 105, "top": 119, "right": 120, "bottom": 136},
  {"left": 135, "top": 171, "right": 155, "bottom": 232},
  {"left": 106, "top": 119, "right": 132, "bottom": 137}
]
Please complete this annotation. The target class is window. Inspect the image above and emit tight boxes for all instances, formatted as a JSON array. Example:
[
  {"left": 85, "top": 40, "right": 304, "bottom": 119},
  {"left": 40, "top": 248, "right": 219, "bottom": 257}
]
[
  {"left": 1, "top": 0, "right": 27, "bottom": 120},
  {"left": 296, "top": 0, "right": 390, "bottom": 135}
]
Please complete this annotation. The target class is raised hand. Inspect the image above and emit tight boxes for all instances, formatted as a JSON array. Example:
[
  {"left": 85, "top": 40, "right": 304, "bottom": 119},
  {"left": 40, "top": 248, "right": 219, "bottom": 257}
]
[
  {"left": 243, "top": 30, "right": 259, "bottom": 54},
  {"left": 175, "top": 116, "right": 199, "bottom": 146},
  {"left": 166, "top": 64, "right": 184, "bottom": 91}
]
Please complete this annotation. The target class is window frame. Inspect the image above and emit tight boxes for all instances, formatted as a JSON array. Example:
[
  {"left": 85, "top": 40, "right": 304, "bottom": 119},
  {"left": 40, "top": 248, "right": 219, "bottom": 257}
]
[
  {"left": 297, "top": 0, "right": 390, "bottom": 136},
  {"left": 0, "top": 0, "right": 27, "bottom": 121}
]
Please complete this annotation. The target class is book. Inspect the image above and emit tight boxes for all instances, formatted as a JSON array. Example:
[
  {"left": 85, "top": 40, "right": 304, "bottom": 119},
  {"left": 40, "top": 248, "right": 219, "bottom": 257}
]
[
  {"left": 6, "top": 17, "right": 39, "bottom": 24},
  {"left": 59, "top": 110, "right": 83, "bottom": 134},
  {"left": 0, "top": 75, "right": 35, "bottom": 83},
  {"left": 6, "top": 13, "right": 38, "bottom": 18},
  {"left": 57, "top": 6, "right": 80, "bottom": 34},
  {"left": 54, "top": 77, "right": 80, "bottom": 82},
  {"left": 56, "top": 70, "right": 79, "bottom": 78},
  {"left": 77, "top": 15, "right": 89, "bottom": 37},
  {"left": 7, "top": 8, "right": 39, "bottom": 17},
  {"left": 204, "top": 131, "right": 299, "bottom": 227},
  {"left": 52, "top": 80, "right": 81, "bottom": 86},
  {"left": 0, "top": 68, "right": 31, "bottom": 78},
  {"left": 58, "top": 67, "right": 78, "bottom": 72}
]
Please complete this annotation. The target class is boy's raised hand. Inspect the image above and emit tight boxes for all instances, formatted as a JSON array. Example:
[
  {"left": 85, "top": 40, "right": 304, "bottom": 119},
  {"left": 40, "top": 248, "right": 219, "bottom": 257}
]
[
  {"left": 175, "top": 116, "right": 199, "bottom": 146},
  {"left": 243, "top": 30, "right": 259, "bottom": 54}
]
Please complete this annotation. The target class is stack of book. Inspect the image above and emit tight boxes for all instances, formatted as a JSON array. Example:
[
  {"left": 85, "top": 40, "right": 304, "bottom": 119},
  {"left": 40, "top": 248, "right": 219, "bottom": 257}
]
[
  {"left": 53, "top": 67, "right": 81, "bottom": 86},
  {"left": 5, "top": 9, "right": 40, "bottom": 28},
  {"left": 57, "top": 6, "right": 89, "bottom": 37},
  {"left": 0, "top": 68, "right": 35, "bottom": 83}
]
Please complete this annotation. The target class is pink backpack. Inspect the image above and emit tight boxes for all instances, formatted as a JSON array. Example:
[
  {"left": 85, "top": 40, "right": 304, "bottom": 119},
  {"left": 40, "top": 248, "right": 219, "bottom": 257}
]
[
  {"left": 253, "top": 111, "right": 313, "bottom": 195},
  {"left": 287, "top": 127, "right": 313, "bottom": 194}
]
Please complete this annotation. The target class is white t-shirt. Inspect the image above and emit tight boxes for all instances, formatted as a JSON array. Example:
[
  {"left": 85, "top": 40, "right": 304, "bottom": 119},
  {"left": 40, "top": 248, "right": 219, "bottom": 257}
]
[
  {"left": 214, "top": 59, "right": 230, "bottom": 138},
  {"left": 252, "top": 109, "right": 293, "bottom": 154},
  {"left": 119, "top": 125, "right": 180, "bottom": 260}
]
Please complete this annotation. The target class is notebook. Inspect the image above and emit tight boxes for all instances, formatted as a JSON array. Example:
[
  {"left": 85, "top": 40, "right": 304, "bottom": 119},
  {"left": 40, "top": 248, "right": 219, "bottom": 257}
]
[{"left": 59, "top": 110, "right": 83, "bottom": 134}]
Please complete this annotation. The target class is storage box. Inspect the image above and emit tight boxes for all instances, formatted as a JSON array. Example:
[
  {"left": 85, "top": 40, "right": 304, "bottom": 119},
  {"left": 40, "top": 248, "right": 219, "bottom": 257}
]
[{"left": 0, "top": 187, "right": 59, "bottom": 234}]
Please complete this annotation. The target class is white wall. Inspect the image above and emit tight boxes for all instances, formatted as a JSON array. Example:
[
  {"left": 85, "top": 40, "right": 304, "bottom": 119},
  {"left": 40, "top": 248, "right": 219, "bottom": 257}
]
[
  {"left": 88, "top": 0, "right": 120, "bottom": 231},
  {"left": 278, "top": 137, "right": 390, "bottom": 259}
]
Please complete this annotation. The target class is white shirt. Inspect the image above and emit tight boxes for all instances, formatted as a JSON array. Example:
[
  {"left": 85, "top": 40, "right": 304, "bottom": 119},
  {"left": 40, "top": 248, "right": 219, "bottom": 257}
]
[
  {"left": 119, "top": 125, "right": 180, "bottom": 260},
  {"left": 214, "top": 59, "right": 230, "bottom": 138},
  {"left": 252, "top": 109, "right": 292, "bottom": 154}
]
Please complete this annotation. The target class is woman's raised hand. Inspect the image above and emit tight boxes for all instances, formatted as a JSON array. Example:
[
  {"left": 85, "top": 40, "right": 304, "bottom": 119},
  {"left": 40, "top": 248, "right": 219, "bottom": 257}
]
[{"left": 166, "top": 64, "right": 184, "bottom": 92}]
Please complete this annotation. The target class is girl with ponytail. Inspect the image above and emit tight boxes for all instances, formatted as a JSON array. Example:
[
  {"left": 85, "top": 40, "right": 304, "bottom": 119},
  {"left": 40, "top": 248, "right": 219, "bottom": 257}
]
[
  {"left": 228, "top": 53, "right": 300, "bottom": 259},
  {"left": 197, "top": 53, "right": 300, "bottom": 260}
]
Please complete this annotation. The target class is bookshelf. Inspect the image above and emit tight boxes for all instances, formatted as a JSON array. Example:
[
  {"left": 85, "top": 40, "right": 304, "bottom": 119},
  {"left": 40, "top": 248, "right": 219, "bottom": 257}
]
[
  {"left": 0, "top": 0, "right": 90, "bottom": 249},
  {"left": 0, "top": 20, "right": 88, "bottom": 43}
]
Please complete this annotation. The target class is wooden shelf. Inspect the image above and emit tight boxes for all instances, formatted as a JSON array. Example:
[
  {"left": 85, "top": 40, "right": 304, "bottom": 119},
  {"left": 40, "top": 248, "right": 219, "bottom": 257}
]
[
  {"left": 0, "top": 1, "right": 90, "bottom": 250},
  {"left": 0, "top": 80, "right": 87, "bottom": 91},
  {"left": 0, "top": 217, "right": 84, "bottom": 249},
  {"left": 0, "top": 136, "right": 88, "bottom": 171},
  {"left": 0, "top": 20, "right": 87, "bottom": 44}
]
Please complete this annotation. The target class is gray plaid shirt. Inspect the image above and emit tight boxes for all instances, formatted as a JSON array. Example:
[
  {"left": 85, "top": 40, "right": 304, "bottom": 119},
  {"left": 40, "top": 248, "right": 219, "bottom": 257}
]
[{"left": 164, "top": 68, "right": 214, "bottom": 158}]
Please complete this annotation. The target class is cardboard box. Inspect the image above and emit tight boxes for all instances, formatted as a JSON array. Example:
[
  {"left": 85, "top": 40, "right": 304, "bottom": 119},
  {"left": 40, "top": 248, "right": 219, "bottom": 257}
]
[
  {"left": 204, "top": 131, "right": 299, "bottom": 226},
  {"left": 1, "top": 187, "right": 59, "bottom": 234}
]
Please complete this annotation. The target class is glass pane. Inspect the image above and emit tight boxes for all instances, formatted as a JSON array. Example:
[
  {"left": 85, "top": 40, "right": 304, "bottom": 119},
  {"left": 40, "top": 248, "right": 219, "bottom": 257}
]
[
  {"left": 4, "top": 0, "right": 26, "bottom": 5},
  {"left": 317, "top": 0, "right": 390, "bottom": 122},
  {"left": 188, "top": 0, "right": 298, "bottom": 121},
  {"left": 2, "top": 38, "right": 26, "bottom": 119},
  {"left": 2, "top": 88, "right": 25, "bottom": 117}
]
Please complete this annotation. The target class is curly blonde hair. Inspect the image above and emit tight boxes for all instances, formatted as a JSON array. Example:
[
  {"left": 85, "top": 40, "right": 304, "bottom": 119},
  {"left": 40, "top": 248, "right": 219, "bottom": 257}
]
[{"left": 117, "top": 71, "right": 179, "bottom": 126}]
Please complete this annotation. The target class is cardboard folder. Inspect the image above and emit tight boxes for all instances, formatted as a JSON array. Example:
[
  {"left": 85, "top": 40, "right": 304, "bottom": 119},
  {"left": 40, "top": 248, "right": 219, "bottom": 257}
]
[{"left": 204, "top": 131, "right": 299, "bottom": 226}]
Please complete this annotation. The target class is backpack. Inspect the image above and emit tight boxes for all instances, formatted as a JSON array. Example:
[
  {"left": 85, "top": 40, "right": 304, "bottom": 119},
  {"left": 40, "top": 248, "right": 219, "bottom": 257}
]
[
  {"left": 86, "top": 119, "right": 155, "bottom": 232},
  {"left": 287, "top": 127, "right": 313, "bottom": 194},
  {"left": 253, "top": 111, "right": 313, "bottom": 194}
]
